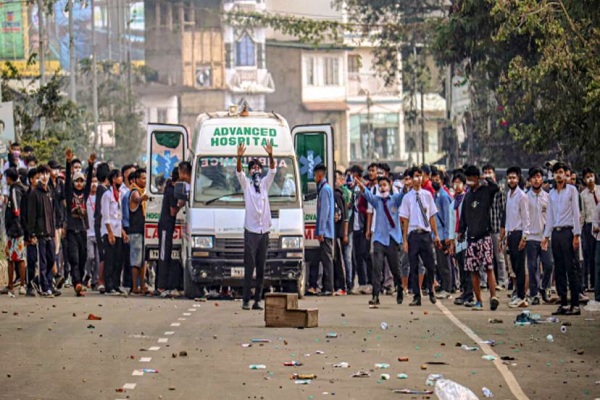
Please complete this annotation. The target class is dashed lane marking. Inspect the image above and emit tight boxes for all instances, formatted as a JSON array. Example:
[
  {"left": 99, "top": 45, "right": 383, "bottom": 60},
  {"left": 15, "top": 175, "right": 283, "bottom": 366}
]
[
  {"left": 170, "top": 322, "right": 181, "bottom": 327},
  {"left": 158, "top": 338, "right": 168, "bottom": 343},
  {"left": 139, "top": 357, "right": 152, "bottom": 363},
  {"left": 435, "top": 301, "right": 529, "bottom": 400}
]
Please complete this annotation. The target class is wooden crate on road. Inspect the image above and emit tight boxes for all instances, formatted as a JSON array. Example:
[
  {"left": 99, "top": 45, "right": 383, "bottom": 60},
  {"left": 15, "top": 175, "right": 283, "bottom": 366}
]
[{"left": 265, "top": 293, "right": 318, "bottom": 328}]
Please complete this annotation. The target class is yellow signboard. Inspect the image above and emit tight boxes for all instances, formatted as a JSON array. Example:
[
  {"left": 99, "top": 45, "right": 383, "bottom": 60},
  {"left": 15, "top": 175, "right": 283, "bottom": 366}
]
[{"left": 0, "top": 60, "right": 61, "bottom": 77}]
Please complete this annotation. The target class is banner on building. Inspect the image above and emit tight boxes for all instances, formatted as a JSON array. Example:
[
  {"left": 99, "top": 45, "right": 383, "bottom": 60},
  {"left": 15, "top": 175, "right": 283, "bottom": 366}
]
[{"left": 0, "top": 2, "right": 25, "bottom": 60}]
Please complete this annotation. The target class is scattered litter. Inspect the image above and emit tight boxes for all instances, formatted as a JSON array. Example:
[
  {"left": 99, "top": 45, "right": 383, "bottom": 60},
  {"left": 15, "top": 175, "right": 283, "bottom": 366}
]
[
  {"left": 500, "top": 356, "right": 515, "bottom": 361},
  {"left": 249, "top": 365, "right": 266, "bottom": 370},
  {"left": 482, "top": 387, "right": 494, "bottom": 398},
  {"left": 560, "top": 325, "right": 567, "bottom": 334},
  {"left": 480, "top": 340, "right": 496, "bottom": 347},
  {"left": 142, "top": 369, "right": 159, "bottom": 374},
  {"left": 515, "top": 310, "right": 542, "bottom": 325},
  {"left": 333, "top": 362, "right": 350, "bottom": 368},
  {"left": 194, "top": 297, "right": 207, "bottom": 302},
  {"left": 426, "top": 374, "right": 444, "bottom": 386},
  {"left": 434, "top": 379, "right": 478, "bottom": 400},
  {"left": 315, "top": 350, "right": 325, "bottom": 355},
  {"left": 292, "top": 374, "right": 316, "bottom": 380},
  {"left": 546, "top": 335, "right": 554, "bottom": 343},
  {"left": 426, "top": 361, "right": 449, "bottom": 365},
  {"left": 461, "top": 345, "right": 479, "bottom": 351},
  {"left": 283, "top": 361, "right": 302, "bottom": 366},
  {"left": 179, "top": 351, "right": 188, "bottom": 357},
  {"left": 392, "top": 389, "right": 433, "bottom": 395},
  {"left": 251, "top": 339, "right": 271, "bottom": 343},
  {"left": 577, "top": 349, "right": 584, "bottom": 355},
  {"left": 380, "top": 322, "right": 389, "bottom": 330},
  {"left": 87, "top": 324, "right": 95, "bottom": 329},
  {"left": 294, "top": 380, "right": 311, "bottom": 385},
  {"left": 397, "top": 374, "right": 408, "bottom": 379},
  {"left": 168, "top": 386, "right": 176, "bottom": 391},
  {"left": 87, "top": 314, "right": 102, "bottom": 321},
  {"left": 397, "top": 357, "right": 409, "bottom": 362},
  {"left": 375, "top": 363, "right": 390, "bottom": 369},
  {"left": 546, "top": 317, "right": 559, "bottom": 323},
  {"left": 488, "top": 318, "right": 503, "bottom": 324},
  {"left": 381, "top": 374, "right": 391, "bottom": 380},
  {"left": 584, "top": 300, "right": 600, "bottom": 312},
  {"left": 351, "top": 370, "right": 371, "bottom": 378},
  {"left": 326, "top": 332, "right": 338, "bottom": 338},
  {"left": 241, "top": 344, "right": 252, "bottom": 348},
  {"left": 482, "top": 355, "right": 496, "bottom": 361}
]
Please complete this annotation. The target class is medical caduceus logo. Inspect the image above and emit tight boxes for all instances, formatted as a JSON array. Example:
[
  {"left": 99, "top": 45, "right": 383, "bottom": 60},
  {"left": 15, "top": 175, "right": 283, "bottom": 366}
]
[
  {"left": 152, "top": 150, "right": 180, "bottom": 177},
  {"left": 299, "top": 150, "right": 322, "bottom": 180}
]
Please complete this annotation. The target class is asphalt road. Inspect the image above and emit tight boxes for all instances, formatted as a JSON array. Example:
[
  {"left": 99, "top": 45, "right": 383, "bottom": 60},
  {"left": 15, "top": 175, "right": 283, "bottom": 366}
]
[{"left": 1, "top": 292, "right": 599, "bottom": 400}]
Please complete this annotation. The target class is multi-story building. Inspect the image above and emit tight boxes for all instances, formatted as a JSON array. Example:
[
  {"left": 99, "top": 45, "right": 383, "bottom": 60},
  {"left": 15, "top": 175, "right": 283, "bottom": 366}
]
[{"left": 143, "top": 0, "right": 274, "bottom": 129}]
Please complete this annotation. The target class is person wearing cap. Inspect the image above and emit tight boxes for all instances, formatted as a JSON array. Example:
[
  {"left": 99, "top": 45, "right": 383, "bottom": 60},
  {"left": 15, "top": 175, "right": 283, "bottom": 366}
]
[
  {"left": 236, "top": 143, "right": 276, "bottom": 310},
  {"left": 501, "top": 166, "right": 530, "bottom": 308},
  {"left": 64, "top": 149, "right": 95, "bottom": 296},
  {"left": 458, "top": 165, "right": 500, "bottom": 311},
  {"left": 525, "top": 166, "right": 554, "bottom": 304},
  {"left": 542, "top": 162, "right": 582, "bottom": 315},
  {"left": 400, "top": 167, "right": 441, "bottom": 306},
  {"left": 354, "top": 174, "right": 405, "bottom": 306},
  {"left": 307, "top": 163, "right": 335, "bottom": 296}
]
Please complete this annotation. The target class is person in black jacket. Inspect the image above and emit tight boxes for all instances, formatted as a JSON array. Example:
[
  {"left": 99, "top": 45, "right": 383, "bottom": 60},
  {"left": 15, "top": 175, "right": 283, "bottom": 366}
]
[
  {"left": 64, "top": 149, "right": 94, "bottom": 296},
  {"left": 1, "top": 168, "right": 26, "bottom": 296},
  {"left": 23, "top": 168, "right": 40, "bottom": 296},
  {"left": 457, "top": 165, "right": 500, "bottom": 311},
  {"left": 27, "top": 164, "right": 59, "bottom": 298},
  {"left": 48, "top": 159, "right": 67, "bottom": 288},
  {"left": 94, "top": 162, "right": 110, "bottom": 294}
]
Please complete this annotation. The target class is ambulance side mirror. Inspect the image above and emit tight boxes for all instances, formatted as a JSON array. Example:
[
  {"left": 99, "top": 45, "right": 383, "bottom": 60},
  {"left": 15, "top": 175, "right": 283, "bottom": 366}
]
[{"left": 304, "top": 182, "right": 317, "bottom": 201}]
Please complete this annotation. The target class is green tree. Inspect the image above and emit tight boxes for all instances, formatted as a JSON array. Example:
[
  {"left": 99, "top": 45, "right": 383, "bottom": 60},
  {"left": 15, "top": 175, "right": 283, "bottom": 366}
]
[{"left": 433, "top": 0, "right": 600, "bottom": 169}]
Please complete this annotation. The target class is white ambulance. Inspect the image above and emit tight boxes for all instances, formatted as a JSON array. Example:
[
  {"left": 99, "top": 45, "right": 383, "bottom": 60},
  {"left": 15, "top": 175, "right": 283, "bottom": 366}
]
[{"left": 145, "top": 110, "right": 333, "bottom": 298}]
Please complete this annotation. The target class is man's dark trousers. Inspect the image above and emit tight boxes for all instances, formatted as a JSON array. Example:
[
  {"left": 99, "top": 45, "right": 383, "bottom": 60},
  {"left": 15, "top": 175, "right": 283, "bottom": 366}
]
[{"left": 243, "top": 229, "right": 268, "bottom": 304}]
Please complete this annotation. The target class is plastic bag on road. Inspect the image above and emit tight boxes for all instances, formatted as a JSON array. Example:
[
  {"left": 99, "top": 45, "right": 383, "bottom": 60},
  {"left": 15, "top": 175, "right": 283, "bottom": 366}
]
[{"left": 434, "top": 379, "right": 479, "bottom": 400}]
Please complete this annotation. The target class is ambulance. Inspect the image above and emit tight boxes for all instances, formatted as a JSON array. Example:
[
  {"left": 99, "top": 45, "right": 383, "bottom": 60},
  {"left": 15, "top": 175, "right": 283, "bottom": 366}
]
[{"left": 145, "top": 109, "right": 333, "bottom": 298}]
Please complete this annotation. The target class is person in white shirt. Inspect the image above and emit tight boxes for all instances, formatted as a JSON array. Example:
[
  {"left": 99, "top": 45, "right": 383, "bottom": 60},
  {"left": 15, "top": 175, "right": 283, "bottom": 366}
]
[
  {"left": 85, "top": 175, "right": 99, "bottom": 289},
  {"left": 592, "top": 202, "right": 600, "bottom": 302},
  {"left": 400, "top": 166, "right": 441, "bottom": 306},
  {"left": 236, "top": 143, "right": 276, "bottom": 311},
  {"left": 580, "top": 167, "right": 600, "bottom": 292},
  {"left": 101, "top": 169, "right": 127, "bottom": 295},
  {"left": 542, "top": 162, "right": 582, "bottom": 315},
  {"left": 500, "top": 167, "right": 530, "bottom": 308},
  {"left": 525, "top": 167, "right": 554, "bottom": 304}
]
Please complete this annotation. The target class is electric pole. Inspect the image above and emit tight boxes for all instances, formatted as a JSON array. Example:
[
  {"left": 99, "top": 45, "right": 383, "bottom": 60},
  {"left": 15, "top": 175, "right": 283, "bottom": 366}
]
[
  {"left": 68, "top": 0, "right": 76, "bottom": 102},
  {"left": 38, "top": 0, "right": 45, "bottom": 85},
  {"left": 91, "top": 0, "right": 100, "bottom": 155}
]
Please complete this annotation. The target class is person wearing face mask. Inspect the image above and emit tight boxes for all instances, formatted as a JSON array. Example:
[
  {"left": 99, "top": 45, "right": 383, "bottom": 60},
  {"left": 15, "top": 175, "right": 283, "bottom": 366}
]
[
  {"left": 64, "top": 149, "right": 95, "bottom": 297},
  {"left": 85, "top": 174, "right": 99, "bottom": 290},
  {"left": 48, "top": 159, "right": 67, "bottom": 289},
  {"left": 430, "top": 168, "right": 453, "bottom": 300},
  {"left": 500, "top": 167, "right": 530, "bottom": 308},
  {"left": 236, "top": 143, "right": 276, "bottom": 310},
  {"left": 542, "top": 162, "right": 583, "bottom": 315},
  {"left": 1, "top": 142, "right": 27, "bottom": 201},
  {"left": 457, "top": 165, "right": 500, "bottom": 311},
  {"left": 525, "top": 167, "right": 554, "bottom": 305},
  {"left": 355, "top": 174, "right": 405, "bottom": 306},
  {"left": 580, "top": 168, "right": 599, "bottom": 294},
  {"left": 400, "top": 167, "right": 441, "bottom": 306},
  {"left": 27, "top": 164, "right": 59, "bottom": 298},
  {"left": 101, "top": 169, "right": 128, "bottom": 296},
  {"left": 449, "top": 172, "right": 474, "bottom": 307}
]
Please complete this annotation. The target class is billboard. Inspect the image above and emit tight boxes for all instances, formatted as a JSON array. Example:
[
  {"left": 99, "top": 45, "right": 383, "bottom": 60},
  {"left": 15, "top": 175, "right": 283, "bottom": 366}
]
[
  {"left": 0, "top": 2, "right": 25, "bottom": 60},
  {"left": 0, "top": 101, "right": 16, "bottom": 155}
]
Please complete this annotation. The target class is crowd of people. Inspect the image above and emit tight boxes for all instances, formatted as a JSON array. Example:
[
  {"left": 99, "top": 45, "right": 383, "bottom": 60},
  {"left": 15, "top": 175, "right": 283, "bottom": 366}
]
[
  {"left": 0, "top": 142, "right": 191, "bottom": 299},
  {"left": 1, "top": 140, "right": 598, "bottom": 317},
  {"left": 309, "top": 161, "right": 599, "bottom": 316}
]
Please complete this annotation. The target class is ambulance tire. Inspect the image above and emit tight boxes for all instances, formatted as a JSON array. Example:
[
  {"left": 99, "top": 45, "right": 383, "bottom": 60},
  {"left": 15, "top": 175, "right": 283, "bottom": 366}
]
[{"left": 183, "top": 265, "right": 202, "bottom": 299}]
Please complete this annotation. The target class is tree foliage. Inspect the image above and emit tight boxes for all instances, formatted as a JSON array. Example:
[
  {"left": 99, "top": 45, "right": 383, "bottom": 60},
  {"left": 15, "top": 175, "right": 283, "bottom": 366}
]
[{"left": 433, "top": 0, "right": 600, "bottom": 169}]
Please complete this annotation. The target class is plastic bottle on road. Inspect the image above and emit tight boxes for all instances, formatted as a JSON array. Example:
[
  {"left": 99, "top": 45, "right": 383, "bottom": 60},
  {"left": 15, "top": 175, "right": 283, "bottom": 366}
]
[
  {"left": 380, "top": 322, "right": 389, "bottom": 330},
  {"left": 482, "top": 387, "right": 494, "bottom": 397},
  {"left": 546, "top": 334, "right": 554, "bottom": 343},
  {"left": 249, "top": 364, "right": 266, "bottom": 370},
  {"left": 434, "top": 379, "right": 479, "bottom": 400},
  {"left": 461, "top": 344, "right": 479, "bottom": 351}
]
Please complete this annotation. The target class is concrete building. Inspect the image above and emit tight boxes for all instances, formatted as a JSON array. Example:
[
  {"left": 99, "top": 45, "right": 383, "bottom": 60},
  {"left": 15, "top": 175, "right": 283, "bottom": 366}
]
[{"left": 142, "top": 0, "right": 274, "bottom": 130}]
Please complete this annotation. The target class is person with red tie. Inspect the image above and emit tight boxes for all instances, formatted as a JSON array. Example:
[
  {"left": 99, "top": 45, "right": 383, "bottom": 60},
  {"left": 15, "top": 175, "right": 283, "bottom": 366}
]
[{"left": 354, "top": 174, "right": 405, "bottom": 306}]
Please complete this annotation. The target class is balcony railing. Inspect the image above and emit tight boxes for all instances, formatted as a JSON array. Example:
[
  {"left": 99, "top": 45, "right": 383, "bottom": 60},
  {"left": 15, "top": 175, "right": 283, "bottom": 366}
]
[{"left": 347, "top": 72, "right": 400, "bottom": 98}]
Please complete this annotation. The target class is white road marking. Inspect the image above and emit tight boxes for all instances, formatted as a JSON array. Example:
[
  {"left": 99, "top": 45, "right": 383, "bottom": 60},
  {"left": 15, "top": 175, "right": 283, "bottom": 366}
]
[
  {"left": 164, "top": 331, "right": 175, "bottom": 335},
  {"left": 183, "top": 313, "right": 191, "bottom": 316},
  {"left": 139, "top": 357, "right": 152, "bottom": 363},
  {"left": 193, "top": 304, "right": 201, "bottom": 308},
  {"left": 170, "top": 322, "right": 181, "bottom": 327},
  {"left": 435, "top": 302, "right": 530, "bottom": 400},
  {"left": 148, "top": 346, "right": 160, "bottom": 351},
  {"left": 178, "top": 317, "right": 186, "bottom": 321},
  {"left": 132, "top": 370, "right": 144, "bottom": 376},
  {"left": 158, "top": 338, "right": 168, "bottom": 343},
  {"left": 188, "top": 308, "right": 196, "bottom": 312},
  {"left": 122, "top": 383, "right": 137, "bottom": 390}
]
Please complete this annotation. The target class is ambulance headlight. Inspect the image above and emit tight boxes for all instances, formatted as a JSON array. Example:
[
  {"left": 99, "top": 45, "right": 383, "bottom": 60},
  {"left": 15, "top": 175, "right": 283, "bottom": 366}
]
[
  {"left": 281, "top": 236, "right": 303, "bottom": 249},
  {"left": 192, "top": 236, "right": 214, "bottom": 249}
]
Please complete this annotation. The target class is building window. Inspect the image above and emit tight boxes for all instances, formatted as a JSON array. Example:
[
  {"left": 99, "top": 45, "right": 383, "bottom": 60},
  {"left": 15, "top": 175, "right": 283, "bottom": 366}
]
[
  {"left": 305, "top": 56, "right": 315, "bottom": 86},
  {"left": 236, "top": 33, "right": 256, "bottom": 67},
  {"left": 348, "top": 54, "right": 361, "bottom": 73},
  {"left": 324, "top": 57, "right": 340, "bottom": 86},
  {"left": 350, "top": 113, "right": 398, "bottom": 160}
]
